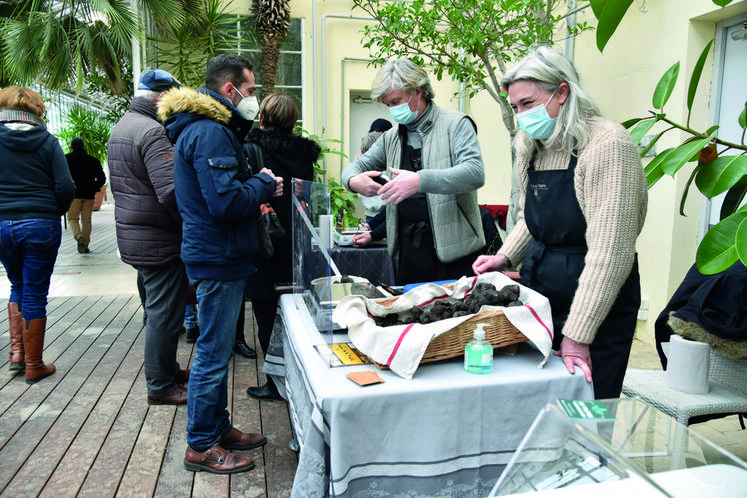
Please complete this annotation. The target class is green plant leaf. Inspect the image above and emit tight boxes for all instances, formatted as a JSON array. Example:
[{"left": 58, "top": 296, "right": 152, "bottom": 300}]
[
  {"left": 645, "top": 147, "right": 676, "bottom": 187},
  {"left": 621, "top": 117, "right": 643, "bottom": 129},
  {"left": 740, "top": 102, "right": 746, "bottom": 129},
  {"left": 639, "top": 129, "right": 666, "bottom": 158},
  {"left": 679, "top": 163, "right": 702, "bottom": 216},
  {"left": 687, "top": 40, "right": 714, "bottom": 112},
  {"left": 660, "top": 131, "right": 718, "bottom": 177},
  {"left": 630, "top": 118, "right": 657, "bottom": 145},
  {"left": 590, "top": 0, "right": 634, "bottom": 52},
  {"left": 696, "top": 208, "right": 746, "bottom": 274},
  {"left": 695, "top": 155, "right": 747, "bottom": 198},
  {"left": 711, "top": 0, "right": 733, "bottom": 6},
  {"left": 721, "top": 175, "right": 747, "bottom": 220},
  {"left": 737, "top": 216, "right": 747, "bottom": 267},
  {"left": 653, "top": 61, "right": 680, "bottom": 110}
]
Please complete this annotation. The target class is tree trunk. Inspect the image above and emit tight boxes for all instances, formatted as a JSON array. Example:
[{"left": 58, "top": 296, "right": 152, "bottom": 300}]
[{"left": 260, "top": 35, "right": 281, "bottom": 98}]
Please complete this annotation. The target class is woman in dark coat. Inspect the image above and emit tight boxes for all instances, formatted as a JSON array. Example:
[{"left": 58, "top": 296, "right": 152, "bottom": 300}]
[
  {"left": 244, "top": 94, "right": 320, "bottom": 401},
  {"left": 0, "top": 86, "right": 75, "bottom": 383}
]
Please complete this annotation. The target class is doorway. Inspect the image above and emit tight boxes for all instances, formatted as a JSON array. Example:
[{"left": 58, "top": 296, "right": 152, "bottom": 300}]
[
  {"left": 349, "top": 93, "right": 392, "bottom": 161},
  {"left": 700, "top": 13, "right": 747, "bottom": 239}
]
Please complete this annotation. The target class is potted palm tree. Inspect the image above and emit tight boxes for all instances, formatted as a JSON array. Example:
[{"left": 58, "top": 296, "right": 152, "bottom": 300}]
[{"left": 57, "top": 106, "right": 113, "bottom": 210}]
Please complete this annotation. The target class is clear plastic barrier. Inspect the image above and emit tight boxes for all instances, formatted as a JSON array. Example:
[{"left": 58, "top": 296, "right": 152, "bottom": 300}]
[
  {"left": 291, "top": 179, "right": 334, "bottom": 363},
  {"left": 491, "top": 398, "right": 747, "bottom": 497}
]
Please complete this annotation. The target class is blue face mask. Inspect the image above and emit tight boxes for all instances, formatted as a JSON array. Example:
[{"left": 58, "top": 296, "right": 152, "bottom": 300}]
[
  {"left": 389, "top": 92, "right": 419, "bottom": 125},
  {"left": 516, "top": 90, "right": 557, "bottom": 140}
]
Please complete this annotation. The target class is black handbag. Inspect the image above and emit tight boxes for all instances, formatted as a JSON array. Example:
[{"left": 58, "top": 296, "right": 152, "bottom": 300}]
[{"left": 251, "top": 144, "right": 284, "bottom": 260}]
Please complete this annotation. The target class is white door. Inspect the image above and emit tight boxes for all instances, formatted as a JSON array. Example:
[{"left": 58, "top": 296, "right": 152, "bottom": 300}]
[
  {"left": 349, "top": 93, "right": 392, "bottom": 160},
  {"left": 701, "top": 14, "right": 747, "bottom": 237}
]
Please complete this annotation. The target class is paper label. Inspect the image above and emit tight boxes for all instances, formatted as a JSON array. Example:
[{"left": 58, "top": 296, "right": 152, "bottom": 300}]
[
  {"left": 557, "top": 399, "right": 615, "bottom": 421},
  {"left": 315, "top": 343, "right": 373, "bottom": 367}
]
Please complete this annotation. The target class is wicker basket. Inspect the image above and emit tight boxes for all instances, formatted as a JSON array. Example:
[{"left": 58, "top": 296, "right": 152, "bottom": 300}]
[{"left": 374, "top": 295, "right": 528, "bottom": 364}]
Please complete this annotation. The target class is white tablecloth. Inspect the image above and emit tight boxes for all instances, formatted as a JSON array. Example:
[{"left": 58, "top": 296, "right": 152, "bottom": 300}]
[{"left": 277, "top": 294, "right": 595, "bottom": 497}]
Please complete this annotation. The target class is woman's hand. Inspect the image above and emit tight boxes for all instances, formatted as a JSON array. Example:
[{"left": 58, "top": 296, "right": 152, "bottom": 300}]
[
  {"left": 472, "top": 254, "right": 508, "bottom": 275},
  {"left": 352, "top": 232, "right": 373, "bottom": 248},
  {"left": 554, "top": 336, "right": 592, "bottom": 383},
  {"left": 379, "top": 168, "right": 420, "bottom": 205}
]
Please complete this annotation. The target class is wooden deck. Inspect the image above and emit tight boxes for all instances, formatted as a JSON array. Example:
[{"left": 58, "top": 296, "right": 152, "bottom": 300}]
[
  {"left": 2, "top": 205, "right": 746, "bottom": 497},
  {"left": 0, "top": 205, "right": 298, "bottom": 497}
]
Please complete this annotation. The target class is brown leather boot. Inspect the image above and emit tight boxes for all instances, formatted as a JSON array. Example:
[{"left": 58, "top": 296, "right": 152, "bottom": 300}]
[
  {"left": 8, "top": 303, "right": 24, "bottom": 371},
  {"left": 23, "top": 318, "right": 55, "bottom": 384}
]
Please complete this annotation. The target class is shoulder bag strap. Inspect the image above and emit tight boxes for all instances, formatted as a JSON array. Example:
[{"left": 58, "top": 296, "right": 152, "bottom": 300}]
[{"left": 251, "top": 143, "right": 265, "bottom": 175}]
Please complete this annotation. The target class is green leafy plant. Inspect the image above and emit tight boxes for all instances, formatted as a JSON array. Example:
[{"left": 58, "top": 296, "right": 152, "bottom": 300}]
[
  {"left": 148, "top": 0, "right": 239, "bottom": 88},
  {"left": 354, "top": 0, "right": 591, "bottom": 135},
  {"left": 327, "top": 177, "right": 359, "bottom": 229},
  {"left": 56, "top": 107, "right": 113, "bottom": 164},
  {"left": 590, "top": 0, "right": 746, "bottom": 273},
  {"left": 0, "top": 0, "right": 190, "bottom": 94},
  {"left": 296, "top": 127, "right": 358, "bottom": 227}
]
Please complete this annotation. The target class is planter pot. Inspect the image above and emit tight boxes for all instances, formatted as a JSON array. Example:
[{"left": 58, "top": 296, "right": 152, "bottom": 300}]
[{"left": 93, "top": 185, "right": 107, "bottom": 211}]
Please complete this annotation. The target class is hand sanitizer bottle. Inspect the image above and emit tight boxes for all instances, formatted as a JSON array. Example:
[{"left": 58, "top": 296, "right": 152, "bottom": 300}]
[{"left": 464, "top": 323, "right": 493, "bottom": 374}]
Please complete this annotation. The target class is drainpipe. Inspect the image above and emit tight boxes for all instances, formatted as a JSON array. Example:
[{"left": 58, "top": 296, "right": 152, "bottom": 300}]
[
  {"left": 312, "top": 0, "right": 318, "bottom": 134},
  {"left": 565, "top": 0, "right": 577, "bottom": 60},
  {"left": 458, "top": 49, "right": 466, "bottom": 113},
  {"left": 131, "top": 0, "right": 141, "bottom": 92},
  {"left": 318, "top": 12, "right": 375, "bottom": 180},
  {"left": 341, "top": 57, "right": 372, "bottom": 176},
  {"left": 321, "top": 14, "right": 375, "bottom": 139}
]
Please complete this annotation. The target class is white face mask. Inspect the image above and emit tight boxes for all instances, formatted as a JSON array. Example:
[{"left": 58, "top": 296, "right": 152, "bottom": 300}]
[{"left": 233, "top": 86, "right": 259, "bottom": 120}]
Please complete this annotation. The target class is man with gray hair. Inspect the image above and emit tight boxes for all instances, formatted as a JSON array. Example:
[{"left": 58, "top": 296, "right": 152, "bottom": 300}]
[
  {"left": 343, "top": 59, "right": 486, "bottom": 285},
  {"left": 107, "top": 69, "right": 190, "bottom": 407}
]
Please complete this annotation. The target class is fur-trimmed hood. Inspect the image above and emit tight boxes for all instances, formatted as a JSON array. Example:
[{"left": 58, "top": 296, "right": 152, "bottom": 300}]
[
  {"left": 158, "top": 86, "right": 231, "bottom": 124},
  {"left": 158, "top": 86, "right": 253, "bottom": 144}
]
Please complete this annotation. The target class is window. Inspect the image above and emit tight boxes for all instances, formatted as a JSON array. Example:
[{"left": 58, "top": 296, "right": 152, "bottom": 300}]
[{"left": 232, "top": 17, "right": 303, "bottom": 122}]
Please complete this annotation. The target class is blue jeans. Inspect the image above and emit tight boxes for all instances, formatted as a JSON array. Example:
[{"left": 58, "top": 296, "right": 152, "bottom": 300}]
[
  {"left": 184, "top": 304, "right": 198, "bottom": 329},
  {"left": 186, "top": 277, "right": 247, "bottom": 451},
  {"left": 134, "top": 259, "right": 188, "bottom": 397},
  {"left": 0, "top": 219, "right": 61, "bottom": 320}
]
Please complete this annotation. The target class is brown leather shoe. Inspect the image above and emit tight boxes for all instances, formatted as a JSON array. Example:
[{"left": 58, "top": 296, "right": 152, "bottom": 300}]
[
  {"left": 147, "top": 386, "right": 187, "bottom": 406},
  {"left": 175, "top": 368, "right": 190, "bottom": 384},
  {"left": 220, "top": 427, "right": 267, "bottom": 451},
  {"left": 184, "top": 445, "right": 255, "bottom": 474}
]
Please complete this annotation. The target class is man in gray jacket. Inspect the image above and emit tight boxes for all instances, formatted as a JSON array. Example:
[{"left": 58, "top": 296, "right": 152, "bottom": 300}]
[
  {"left": 343, "top": 59, "right": 485, "bottom": 285},
  {"left": 108, "top": 69, "right": 189, "bottom": 405}
]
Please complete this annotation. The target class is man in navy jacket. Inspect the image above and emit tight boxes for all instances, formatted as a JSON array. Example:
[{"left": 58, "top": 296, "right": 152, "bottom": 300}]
[{"left": 159, "top": 54, "right": 282, "bottom": 475}]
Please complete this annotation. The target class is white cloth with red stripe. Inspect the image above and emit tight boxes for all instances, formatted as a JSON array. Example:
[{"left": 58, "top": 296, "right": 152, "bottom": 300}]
[{"left": 332, "top": 272, "right": 554, "bottom": 379}]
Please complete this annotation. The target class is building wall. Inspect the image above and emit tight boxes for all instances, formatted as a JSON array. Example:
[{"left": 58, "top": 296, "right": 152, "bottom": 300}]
[{"left": 245, "top": 0, "right": 746, "bottom": 344}]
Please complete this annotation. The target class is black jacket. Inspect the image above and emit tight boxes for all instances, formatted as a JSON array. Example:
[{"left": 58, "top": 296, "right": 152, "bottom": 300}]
[
  {"left": 0, "top": 122, "right": 74, "bottom": 220},
  {"left": 65, "top": 150, "right": 106, "bottom": 199},
  {"left": 244, "top": 128, "right": 320, "bottom": 296}
]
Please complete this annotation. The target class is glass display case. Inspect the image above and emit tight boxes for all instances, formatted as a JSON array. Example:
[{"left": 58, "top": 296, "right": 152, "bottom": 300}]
[{"left": 489, "top": 397, "right": 747, "bottom": 497}]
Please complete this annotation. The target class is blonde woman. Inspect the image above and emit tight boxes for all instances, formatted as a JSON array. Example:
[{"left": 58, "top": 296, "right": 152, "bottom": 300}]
[{"left": 473, "top": 47, "right": 648, "bottom": 399}]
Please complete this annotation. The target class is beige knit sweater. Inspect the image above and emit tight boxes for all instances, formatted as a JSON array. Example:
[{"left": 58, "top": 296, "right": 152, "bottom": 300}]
[{"left": 500, "top": 117, "right": 648, "bottom": 345}]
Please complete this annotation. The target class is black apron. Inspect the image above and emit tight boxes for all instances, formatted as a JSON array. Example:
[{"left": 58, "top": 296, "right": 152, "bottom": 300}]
[
  {"left": 395, "top": 128, "right": 478, "bottom": 285},
  {"left": 519, "top": 152, "right": 640, "bottom": 399}
]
